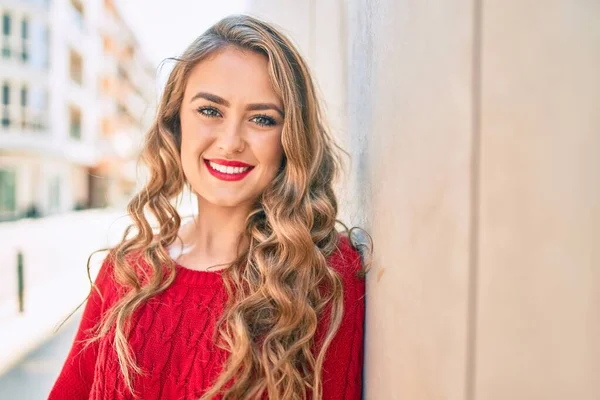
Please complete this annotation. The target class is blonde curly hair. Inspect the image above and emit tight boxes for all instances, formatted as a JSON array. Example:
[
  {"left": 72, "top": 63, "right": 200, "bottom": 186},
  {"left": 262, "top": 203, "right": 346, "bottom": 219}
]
[{"left": 70, "top": 14, "right": 371, "bottom": 400}]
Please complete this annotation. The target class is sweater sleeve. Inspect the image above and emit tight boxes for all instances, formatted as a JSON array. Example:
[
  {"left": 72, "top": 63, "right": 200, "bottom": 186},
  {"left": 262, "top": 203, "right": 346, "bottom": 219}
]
[
  {"left": 48, "top": 254, "right": 117, "bottom": 400},
  {"left": 320, "top": 236, "right": 366, "bottom": 400}
]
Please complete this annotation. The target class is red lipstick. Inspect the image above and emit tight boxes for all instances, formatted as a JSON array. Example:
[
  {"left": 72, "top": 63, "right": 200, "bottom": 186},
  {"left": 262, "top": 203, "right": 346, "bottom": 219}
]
[
  {"left": 205, "top": 159, "right": 253, "bottom": 167},
  {"left": 204, "top": 159, "right": 255, "bottom": 182}
]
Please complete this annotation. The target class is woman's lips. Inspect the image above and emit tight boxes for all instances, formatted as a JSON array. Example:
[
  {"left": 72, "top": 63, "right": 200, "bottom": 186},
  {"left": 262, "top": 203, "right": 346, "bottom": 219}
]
[
  {"left": 205, "top": 158, "right": 253, "bottom": 167},
  {"left": 204, "top": 159, "right": 255, "bottom": 182}
]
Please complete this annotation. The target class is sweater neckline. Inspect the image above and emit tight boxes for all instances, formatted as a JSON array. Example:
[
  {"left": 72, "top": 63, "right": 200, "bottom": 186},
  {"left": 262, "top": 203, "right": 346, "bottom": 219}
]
[{"left": 173, "top": 262, "right": 226, "bottom": 287}]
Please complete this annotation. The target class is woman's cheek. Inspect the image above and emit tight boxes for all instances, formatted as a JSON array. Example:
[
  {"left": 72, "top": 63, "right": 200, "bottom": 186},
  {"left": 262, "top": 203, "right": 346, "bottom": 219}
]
[
  {"left": 267, "top": 134, "right": 284, "bottom": 167},
  {"left": 183, "top": 123, "right": 211, "bottom": 155},
  {"left": 254, "top": 130, "right": 283, "bottom": 159}
]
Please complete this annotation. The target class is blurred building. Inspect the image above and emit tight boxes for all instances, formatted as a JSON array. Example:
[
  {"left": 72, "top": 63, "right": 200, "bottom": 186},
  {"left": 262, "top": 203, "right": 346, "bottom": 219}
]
[
  {"left": 0, "top": 0, "right": 155, "bottom": 221},
  {"left": 93, "top": 0, "right": 155, "bottom": 209}
]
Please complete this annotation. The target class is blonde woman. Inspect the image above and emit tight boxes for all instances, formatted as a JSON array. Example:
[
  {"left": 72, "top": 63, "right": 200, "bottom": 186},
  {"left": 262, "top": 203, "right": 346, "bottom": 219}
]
[{"left": 50, "top": 14, "right": 370, "bottom": 400}]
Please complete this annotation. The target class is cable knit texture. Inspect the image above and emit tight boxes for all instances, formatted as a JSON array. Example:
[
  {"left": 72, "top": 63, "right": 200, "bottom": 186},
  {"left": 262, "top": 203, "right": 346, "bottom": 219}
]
[{"left": 49, "top": 235, "right": 365, "bottom": 399}]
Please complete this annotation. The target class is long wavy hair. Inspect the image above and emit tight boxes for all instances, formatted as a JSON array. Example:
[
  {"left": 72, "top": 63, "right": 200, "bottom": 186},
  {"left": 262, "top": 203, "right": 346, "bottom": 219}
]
[{"left": 73, "top": 14, "right": 371, "bottom": 400}]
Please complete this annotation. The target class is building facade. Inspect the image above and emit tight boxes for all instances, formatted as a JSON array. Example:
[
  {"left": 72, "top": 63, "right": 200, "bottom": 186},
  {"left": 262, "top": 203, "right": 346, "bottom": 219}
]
[
  {"left": 0, "top": 0, "right": 155, "bottom": 221},
  {"left": 93, "top": 0, "right": 155, "bottom": 209}
]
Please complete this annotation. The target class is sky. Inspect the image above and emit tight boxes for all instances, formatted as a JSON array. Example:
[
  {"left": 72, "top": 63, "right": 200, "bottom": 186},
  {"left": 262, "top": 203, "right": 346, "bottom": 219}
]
[{"left": 116, "top": 0, "right": 249, "bottom": 90}]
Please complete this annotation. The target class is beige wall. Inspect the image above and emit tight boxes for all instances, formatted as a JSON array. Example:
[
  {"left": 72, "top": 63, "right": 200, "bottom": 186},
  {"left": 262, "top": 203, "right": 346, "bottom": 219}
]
[
  {"left": 476, "top": 1, "right": 600, "bottom": 399},
  {"left": 345, "top": 1, "right": 474, "bottom": 399},
  {"left": 247, "top": 1, "right": 599, "bottom": 399}
]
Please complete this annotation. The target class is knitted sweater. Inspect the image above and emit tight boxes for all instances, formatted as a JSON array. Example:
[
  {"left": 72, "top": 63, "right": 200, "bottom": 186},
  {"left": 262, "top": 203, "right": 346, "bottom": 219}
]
[{"left": 49, "top": 235, "right": 365, "bottom": 399}]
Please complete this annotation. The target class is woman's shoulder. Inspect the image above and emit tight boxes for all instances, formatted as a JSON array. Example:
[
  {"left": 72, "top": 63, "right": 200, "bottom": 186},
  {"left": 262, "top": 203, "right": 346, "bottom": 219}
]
[
  {"left": 327, "top": 233, "right": 366, "bottom": 282},
  {"left": 92, "top": 248, "right": 147, "bottom": 293}
]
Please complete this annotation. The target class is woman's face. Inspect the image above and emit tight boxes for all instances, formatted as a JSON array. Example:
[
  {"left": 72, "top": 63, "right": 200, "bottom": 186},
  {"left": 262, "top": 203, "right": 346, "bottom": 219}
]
[{"left": 178, "top": 47, "right": 285, "bottom": 209}]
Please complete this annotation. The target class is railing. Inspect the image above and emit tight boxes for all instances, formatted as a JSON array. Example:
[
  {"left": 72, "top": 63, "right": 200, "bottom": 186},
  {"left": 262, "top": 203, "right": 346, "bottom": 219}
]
[
  {"left": 0, "top": 105, "right": 48, "bottom": 132},
  {"left": 1, "top": 35, "right": 11, "bottom": 59},
  {"left": 1, "top": 37, "right": 47, "bottom": 69}
]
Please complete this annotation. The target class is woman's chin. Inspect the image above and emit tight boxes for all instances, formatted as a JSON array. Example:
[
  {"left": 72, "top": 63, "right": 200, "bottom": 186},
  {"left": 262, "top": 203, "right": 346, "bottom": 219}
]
[{"left": 199, "top": 193, "right": 254, "bottom": 209}]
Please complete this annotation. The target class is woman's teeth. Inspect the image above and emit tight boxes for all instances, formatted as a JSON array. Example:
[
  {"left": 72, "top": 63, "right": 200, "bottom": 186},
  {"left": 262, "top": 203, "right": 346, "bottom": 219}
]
[{"left": 209, "top": 161, "right": 251, "bottom": 174}]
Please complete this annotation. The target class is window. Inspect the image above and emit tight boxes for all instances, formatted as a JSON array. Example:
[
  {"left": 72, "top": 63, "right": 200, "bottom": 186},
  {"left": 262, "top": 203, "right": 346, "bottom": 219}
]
[
  {"left": 117, "top": 102, "right": 127, "bottom": 116},
  {"left": 100, "top": 76, "right": 111, "bottom": 94},
  {"left": 69, "top": 106, "right": 81, "bottom": 139},
  {"left": 104, "top": 0, "right": 118, "bottom": 20},
  {"left": 48, "top": 176, "right": 60, "bottom": 212},
  {"left": 1, "top": 83, "right": 9, "bottom": 127},
  {"left": 21, "top": 18, "right": 27, "bottom": 39},
  {"left": 101, "top": 118, "right": 112, "bottom": 136},
  {"left": 70, "top": 0, "right": 84, "bottom": 29},
  {"left": 2, "top": 83, "right": 9, "bottom": 104},
  {"left": 69, "top": 50, "right": 83, "bottom": 85},
  {"left": 69, "top": 50, "right": 83, "bottom": 84},
  {"left": 30, "top": 88, "right": 48, "bottom": 130},
  {"left": 2, "top": 14, "right": 10, "bottom": 58},
  {"left": 2, "top": 14, "right": 10, "bottom": 36},
  {"left": 70, "top": 0, "right": 84, "bottom": 18},
  {"left": 103, "top": 36, "right": 113, "bottom": 53},
  {"left": 117, "top": 64, "right": 128, "bottom": 81},
  {"left": 43, "top": 26, "right": 50, "bottom": 68},
  {"left": 20, "top": 86, "right": 27, "bottom": 128},
  {"left": 20, "top": 86, "right": 27, "bottom": 107},
  {"left": 0, "top": 169, "right": 16, "bottom": 214},
  {"left": 21, "top": 18, "right": 28, "bottom": 61}
]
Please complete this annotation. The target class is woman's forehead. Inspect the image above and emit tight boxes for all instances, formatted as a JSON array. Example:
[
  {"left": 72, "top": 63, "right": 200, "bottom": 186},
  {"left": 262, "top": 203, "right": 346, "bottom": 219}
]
[{"left": 184, "top": 48, "right": 282, "bottom": 107}]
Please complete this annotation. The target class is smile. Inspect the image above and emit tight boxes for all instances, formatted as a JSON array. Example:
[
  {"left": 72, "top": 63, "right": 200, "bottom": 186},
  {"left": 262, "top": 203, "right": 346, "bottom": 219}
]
[{"left": 204, "top": 159, "right": 255, "bottom": 181}]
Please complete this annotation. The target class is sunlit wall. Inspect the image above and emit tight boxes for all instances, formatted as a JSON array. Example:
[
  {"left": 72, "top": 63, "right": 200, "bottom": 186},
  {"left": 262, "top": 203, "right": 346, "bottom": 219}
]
[{"left": 246, "top": 0, "right": 600, "bottom": 399}]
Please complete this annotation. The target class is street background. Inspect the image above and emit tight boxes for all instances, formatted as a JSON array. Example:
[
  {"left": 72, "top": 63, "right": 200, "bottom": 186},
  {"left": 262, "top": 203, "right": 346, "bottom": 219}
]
[{"left": 1, "top": 0, "right": 599, "bottom": 399}]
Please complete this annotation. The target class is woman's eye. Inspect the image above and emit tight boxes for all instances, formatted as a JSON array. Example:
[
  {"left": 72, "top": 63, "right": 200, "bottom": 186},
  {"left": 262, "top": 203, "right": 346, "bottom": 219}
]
[
  {"left": 197, "top": 107, "right": 221, "bottom": 118},
  {"left": 251, "top": 115, "right": 276, "bottom": 127},
  {"left": 196, "top": 108, "right": 275, "bottom": 127}
]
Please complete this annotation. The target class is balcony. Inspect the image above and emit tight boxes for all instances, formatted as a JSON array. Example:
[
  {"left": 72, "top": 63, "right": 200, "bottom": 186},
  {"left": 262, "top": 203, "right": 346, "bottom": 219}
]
[
  {"left": 0, "top": 39, "right": 48, "bottom": 79},
  {"left": 0, "top": 131, "right": 104, "bottom": 168},
  {"left": 0, "top": 105, "right": 54, "bottom": 158},
  {"left": 0, "top": 105, "right": 48, "bottom": 134}
]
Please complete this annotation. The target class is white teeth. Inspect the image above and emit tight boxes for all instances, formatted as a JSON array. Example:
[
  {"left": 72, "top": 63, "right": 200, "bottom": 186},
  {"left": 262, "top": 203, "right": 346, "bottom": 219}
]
[{"left": 208, "top": 161, "right": 251, "bottom": 175}]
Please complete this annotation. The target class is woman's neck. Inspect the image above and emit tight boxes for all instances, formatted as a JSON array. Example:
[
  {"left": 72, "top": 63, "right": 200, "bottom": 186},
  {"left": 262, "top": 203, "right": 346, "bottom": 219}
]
[{"left": 174, "top": 196, "right": 251, "bottom": 269}]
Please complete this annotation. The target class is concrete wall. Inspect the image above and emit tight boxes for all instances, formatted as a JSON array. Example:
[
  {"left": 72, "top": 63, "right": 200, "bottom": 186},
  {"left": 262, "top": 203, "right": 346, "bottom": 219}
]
[
  {"left": 247, "top": 1, "right": 599, "bottom": 399},
  {"left": 475, "top": 1, "right": 600, "bottom": 399},
  {"left": 348, "top": 1, "right": 473, "bottom": 398}
]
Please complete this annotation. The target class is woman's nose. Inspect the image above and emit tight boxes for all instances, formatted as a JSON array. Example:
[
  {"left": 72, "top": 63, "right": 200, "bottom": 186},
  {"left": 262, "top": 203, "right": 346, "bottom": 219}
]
[{"left": 217, "top": 121, "right": 246, "bottom": 155}]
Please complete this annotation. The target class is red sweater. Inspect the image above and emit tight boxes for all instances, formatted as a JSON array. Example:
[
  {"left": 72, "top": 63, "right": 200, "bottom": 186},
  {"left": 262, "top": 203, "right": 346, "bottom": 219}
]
[{"left": 49, "top": 236, "right": 365, "bottom": 399}]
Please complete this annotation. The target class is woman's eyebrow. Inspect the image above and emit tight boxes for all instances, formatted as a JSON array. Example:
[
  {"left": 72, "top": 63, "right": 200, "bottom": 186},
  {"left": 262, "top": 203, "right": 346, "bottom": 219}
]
[
  {"left": 190, "top": 91, "right": 284, "bottom": 118},
  {"left": 246, "top": 103, "right": 285, "bottom": 118},
  {"left": 191, "top": 92, "right": 229, "bottom": 106}
]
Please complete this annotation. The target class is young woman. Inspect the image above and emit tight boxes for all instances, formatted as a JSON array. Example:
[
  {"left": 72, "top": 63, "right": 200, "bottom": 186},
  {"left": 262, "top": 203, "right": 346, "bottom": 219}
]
[{"left": 50, "top": 14, "right": 370, "bottom": 400}]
